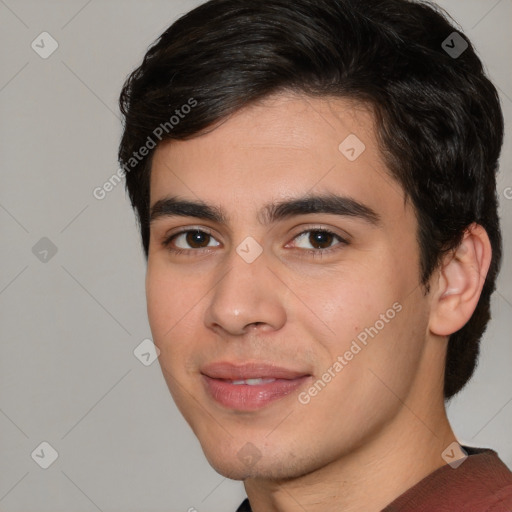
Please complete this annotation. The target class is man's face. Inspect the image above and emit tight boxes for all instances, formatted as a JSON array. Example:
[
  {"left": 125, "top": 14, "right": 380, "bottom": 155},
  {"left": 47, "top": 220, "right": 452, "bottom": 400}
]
[{"left": 147, "top": 93, "right": 433, "bottom": 480}]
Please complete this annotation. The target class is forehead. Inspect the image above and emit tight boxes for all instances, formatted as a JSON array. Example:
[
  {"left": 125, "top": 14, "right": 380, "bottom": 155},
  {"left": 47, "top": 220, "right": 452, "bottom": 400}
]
[{"left": 149, "top": 92, "right": 407, "bottom": 222}]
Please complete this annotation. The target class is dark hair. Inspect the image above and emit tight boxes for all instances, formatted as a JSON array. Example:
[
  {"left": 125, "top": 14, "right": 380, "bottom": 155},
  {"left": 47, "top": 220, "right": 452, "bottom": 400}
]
[{"left": 118, "top": 0, "right": 504, "bottom": 399}]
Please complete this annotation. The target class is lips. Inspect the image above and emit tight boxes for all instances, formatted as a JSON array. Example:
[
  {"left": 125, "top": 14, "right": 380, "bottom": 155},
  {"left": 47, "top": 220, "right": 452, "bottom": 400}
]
[
  {"left": 201, "top": 361, "right": 309, "bottom": 380},
  {"left": 201, "top": 361, "right": 312, "bottom": 411}
]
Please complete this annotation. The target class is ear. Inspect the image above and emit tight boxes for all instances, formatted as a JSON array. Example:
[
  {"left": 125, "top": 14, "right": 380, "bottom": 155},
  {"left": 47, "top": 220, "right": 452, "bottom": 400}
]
[{"left": 429, "top": 223, "right": 492, "bottom": 337}]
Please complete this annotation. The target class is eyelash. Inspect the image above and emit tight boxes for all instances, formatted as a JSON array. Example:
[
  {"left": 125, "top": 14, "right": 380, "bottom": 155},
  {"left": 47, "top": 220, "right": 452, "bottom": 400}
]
[{"left": 162, "top": 227, "right": 349, "bottom": 258}]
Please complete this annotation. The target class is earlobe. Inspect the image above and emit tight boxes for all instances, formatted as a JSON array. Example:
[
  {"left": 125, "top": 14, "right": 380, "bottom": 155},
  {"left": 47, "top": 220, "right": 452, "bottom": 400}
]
[{"left": 429, "top": 223, "right": 492, "bottom": 337}]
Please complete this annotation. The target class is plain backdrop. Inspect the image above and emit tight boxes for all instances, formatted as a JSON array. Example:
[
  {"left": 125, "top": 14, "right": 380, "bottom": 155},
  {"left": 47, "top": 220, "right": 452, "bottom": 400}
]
[{"left": 0, "top": 1, "right": 511, "bottom": 511}]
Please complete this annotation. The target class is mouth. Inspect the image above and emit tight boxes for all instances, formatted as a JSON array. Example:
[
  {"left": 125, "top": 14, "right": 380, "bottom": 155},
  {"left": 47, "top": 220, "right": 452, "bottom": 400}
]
[{"left": 201, "top": 361, "right": 312, "bottom": 411}]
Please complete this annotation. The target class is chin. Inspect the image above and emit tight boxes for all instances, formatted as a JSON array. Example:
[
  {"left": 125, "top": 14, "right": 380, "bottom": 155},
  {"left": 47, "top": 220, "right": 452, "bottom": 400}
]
[{"left": 201, "top": 444, "right": 323, "bottom": 482}]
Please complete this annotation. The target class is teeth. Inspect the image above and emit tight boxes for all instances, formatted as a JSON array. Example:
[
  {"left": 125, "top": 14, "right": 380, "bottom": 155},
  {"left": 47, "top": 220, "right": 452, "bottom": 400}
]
[{"left": 230, "top": 378, "right": 276, "bottom": 385}]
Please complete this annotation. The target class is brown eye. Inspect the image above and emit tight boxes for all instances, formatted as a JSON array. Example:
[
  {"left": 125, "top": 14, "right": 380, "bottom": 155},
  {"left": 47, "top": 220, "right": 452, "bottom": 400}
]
[
  {"left": 292, "top": 229, "right": 345, "bottom": 251},
  {"left": 185, "top": 230, "right": 211, "bottom": 248},
  {"left": 164, "top": 229, "right": 221, "bottom": 251},
  {"left": 308, "top": 231, "right": 335, "bottom": 249}
]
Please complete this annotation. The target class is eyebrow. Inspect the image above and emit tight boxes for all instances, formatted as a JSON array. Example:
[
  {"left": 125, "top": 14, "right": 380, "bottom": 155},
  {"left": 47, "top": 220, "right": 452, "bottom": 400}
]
[{"left": 149, "top": 193, "right": 381, "bottom": 228}]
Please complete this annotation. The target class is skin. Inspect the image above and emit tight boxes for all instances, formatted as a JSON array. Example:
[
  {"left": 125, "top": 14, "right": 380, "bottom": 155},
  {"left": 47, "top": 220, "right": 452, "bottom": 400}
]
[{"left": 146, "top": 92, "right": 492, "bottom": 512}]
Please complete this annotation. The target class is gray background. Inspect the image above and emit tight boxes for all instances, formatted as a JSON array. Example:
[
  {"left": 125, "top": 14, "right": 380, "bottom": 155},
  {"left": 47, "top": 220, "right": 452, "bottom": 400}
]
[{"left": 0, "top": 1, "right": 510, "bottom": 511}]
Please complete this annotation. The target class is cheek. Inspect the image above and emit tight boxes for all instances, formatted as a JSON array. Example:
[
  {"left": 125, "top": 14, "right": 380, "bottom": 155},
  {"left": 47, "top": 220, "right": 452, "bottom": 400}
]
[
  {"left": 298, "top": 257, "right": 418, "bottom": 362},
  {"left": 145, "top": 263, "right": 207, "bottom": 380},
  {"left": 145, "top": 267, "right": 170, "bottom": 337},
  {"left": 296, "top": 267, "right": 382, "bottom": 339},
  {"left": 146, "top": 263, "right": 198, "bottom": 336},
  {"left": 146, "top": 267, "right": 197, "bottom": 396}
]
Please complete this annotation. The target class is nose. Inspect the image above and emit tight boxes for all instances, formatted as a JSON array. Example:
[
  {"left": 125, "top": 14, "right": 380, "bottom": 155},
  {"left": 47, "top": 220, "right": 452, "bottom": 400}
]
[{"left": 204, "top": 247, "right": 287, "bottom": 337}]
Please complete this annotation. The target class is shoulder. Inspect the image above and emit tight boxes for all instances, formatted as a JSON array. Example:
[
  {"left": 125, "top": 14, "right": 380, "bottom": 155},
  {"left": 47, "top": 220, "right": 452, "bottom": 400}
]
[{"left": 384, "top": 446, "right": 512, "bottom": 512}]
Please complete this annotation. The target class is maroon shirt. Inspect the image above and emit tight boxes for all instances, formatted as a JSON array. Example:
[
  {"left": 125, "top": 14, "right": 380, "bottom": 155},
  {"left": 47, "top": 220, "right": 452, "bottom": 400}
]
[{"left": 236, "top": 446, "right": 512, "bottom": 511}]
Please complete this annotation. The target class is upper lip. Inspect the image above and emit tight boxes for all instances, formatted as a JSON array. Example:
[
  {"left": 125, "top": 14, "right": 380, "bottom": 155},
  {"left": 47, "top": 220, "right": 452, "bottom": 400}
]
[{"left": 201, "top": 361, "right": 310, "bottom": 380}]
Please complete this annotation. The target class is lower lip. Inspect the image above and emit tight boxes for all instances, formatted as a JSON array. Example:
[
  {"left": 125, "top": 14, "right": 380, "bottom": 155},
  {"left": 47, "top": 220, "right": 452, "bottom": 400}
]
[{"left": 202, "top": 375, "right": 310, "bottom": 411}]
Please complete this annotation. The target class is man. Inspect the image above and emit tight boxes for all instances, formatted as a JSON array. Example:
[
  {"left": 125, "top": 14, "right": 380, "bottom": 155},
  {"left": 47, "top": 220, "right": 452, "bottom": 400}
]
[{"left": 118, "top": 0, "right": 512, "bottom": 510}]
